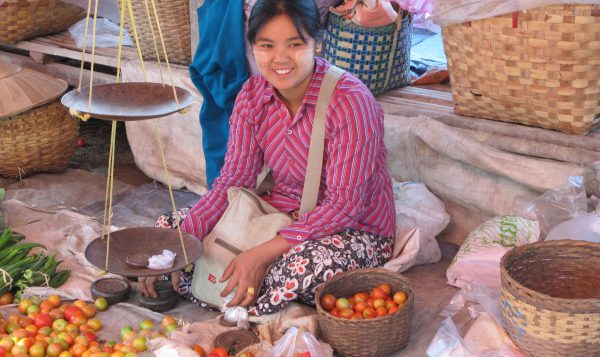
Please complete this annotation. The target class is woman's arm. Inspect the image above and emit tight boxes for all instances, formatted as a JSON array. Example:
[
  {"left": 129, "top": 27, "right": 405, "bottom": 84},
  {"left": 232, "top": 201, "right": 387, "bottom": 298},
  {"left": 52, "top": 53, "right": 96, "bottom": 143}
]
[{"left": 181, "top": 82, "right": 264, "bottom": 239}]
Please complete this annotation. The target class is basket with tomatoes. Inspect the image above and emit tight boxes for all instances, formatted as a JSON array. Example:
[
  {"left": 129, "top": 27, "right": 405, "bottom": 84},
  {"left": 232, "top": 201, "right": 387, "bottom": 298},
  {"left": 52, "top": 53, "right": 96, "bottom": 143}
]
[{"left": 315, "top": 268, "right": 414, "bottom": 357}]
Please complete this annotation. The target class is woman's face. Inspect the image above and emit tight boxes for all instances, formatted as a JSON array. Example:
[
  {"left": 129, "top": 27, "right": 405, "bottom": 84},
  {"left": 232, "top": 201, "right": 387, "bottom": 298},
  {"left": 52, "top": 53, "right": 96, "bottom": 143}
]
[{"left": 252, "top": 14, "right": 316, "bottom": 99}]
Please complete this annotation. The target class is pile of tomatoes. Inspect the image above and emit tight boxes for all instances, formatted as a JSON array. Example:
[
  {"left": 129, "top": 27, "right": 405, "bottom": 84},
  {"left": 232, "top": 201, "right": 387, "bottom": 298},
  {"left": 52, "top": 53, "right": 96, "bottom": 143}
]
[
  {"left": 319, "top": 283, "right": 408, "bottom": 319},
  {"left": 0, "top": 294, "right": 180, "bottom": 357}
]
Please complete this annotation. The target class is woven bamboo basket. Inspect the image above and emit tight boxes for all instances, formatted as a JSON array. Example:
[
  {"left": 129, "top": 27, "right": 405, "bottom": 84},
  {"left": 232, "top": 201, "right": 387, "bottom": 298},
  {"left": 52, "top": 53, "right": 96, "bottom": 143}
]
[
  {"left": 122, "top": 0, "right": 191, "bottom": 65},
  {"left": 500, "top": 240, "right": 600, "bottom": 357},
  {"left": 0, "top": 61, "right": 78, "bottom": 178},
  {"left": 442, "top": 4, "right": 600, "bottom": 135},
  {"left": 323, "top": 7, "right": 413, "bottom": 96},
  {"left": 315, "top": 268, "right": 414, "bottom": 357},
  {"left": 0, "top": 0, "right": 85, "bottom": 44}
]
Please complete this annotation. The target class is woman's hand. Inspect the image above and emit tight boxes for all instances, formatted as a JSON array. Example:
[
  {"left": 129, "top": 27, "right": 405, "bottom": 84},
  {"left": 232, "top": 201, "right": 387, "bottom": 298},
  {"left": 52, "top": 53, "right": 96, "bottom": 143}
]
[
  {"left": 138, "top": 272, "right": 180, "bottom": 297},
  {"left": 220, "top": 235, "right": 290, "bottom": 307}
]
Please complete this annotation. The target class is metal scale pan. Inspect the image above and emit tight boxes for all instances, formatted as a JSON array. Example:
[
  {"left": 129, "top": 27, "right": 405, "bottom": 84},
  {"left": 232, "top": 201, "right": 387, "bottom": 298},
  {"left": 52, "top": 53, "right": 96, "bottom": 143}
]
[
  {"left": 85, "top": 227, "right": 203, "bottom": 277},
  {"left": 61, "top": 82, "right": 194, "bottom": 121}
]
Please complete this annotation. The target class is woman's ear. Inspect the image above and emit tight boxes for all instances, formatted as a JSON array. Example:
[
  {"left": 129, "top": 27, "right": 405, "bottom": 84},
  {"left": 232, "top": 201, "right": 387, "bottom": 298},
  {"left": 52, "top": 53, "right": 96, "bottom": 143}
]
[{"left": 315, "top": 41, "right": 323, "bottom": 55}]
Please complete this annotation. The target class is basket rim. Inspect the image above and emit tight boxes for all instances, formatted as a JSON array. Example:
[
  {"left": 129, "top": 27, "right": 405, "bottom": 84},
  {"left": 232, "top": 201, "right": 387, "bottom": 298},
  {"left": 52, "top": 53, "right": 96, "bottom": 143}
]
[
  {"left": 500, "top": 239, "right": 600, "bottom": 304},
  {"left": 314, "top": 267, "right": 414, "bottom": 322},
  {"left": 328, "top": 8, "right": 411, "bottom": 31}
]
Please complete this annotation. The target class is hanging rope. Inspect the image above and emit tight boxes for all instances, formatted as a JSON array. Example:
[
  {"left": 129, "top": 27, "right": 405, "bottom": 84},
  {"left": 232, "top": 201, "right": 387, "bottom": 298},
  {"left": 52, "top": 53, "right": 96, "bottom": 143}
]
[
  {"left": 76, "top": 0, "right": 93, "bottom": 93},
  {"left": 149, "top": 0, "right": 180, "bottom": 107},
  {"left": 79, "top": 0, "right": 192, "bottom": 271},
  {"left": 141, "top": 0, "right": 165, "bottom": 84},
  {"left": 100, "top": 0, "right": 128, "bottom": 273}
]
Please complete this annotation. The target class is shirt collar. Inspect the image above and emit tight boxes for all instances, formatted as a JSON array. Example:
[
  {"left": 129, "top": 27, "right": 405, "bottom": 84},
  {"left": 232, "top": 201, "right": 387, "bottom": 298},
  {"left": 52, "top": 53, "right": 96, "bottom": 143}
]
[{"left": 260, "top": 57, "right": 330, "bottom": 106}]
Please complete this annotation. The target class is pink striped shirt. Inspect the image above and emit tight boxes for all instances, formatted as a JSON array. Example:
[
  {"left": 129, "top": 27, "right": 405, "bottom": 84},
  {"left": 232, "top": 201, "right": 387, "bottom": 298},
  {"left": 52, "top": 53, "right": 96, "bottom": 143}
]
[{"left": 182, "top": 58, "right": 396, "bottom": 245}]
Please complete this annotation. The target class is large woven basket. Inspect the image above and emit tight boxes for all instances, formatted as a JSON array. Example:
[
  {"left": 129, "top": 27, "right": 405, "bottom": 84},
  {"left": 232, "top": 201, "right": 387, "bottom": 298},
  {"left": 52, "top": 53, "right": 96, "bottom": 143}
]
[
  {"left": 500, "top": 240, "right": 600, "bottom": 357},
  {"left": 0, "top": 0, "right": 85, "bottom": 44},
  {"left": 322, "top": 7, "right": 412, "bottom": 96},
  {"left": 315, "top": 268, "right": 414, "bottom": 356},
  {"left": 0, "top": 61, "right": 78, "bottom": 178},
  {"left": 442, "top": 4, "right": 600, "bottom": 135},
  {"left": 122, "top": 0, "right": 191, "bottom": 65}
]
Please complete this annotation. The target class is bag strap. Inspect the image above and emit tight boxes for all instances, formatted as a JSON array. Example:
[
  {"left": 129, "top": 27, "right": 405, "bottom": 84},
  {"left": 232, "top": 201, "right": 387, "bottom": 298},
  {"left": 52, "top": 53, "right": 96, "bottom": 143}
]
[{"left": 299, "top": 65, "right": 344, "bottom": 214}]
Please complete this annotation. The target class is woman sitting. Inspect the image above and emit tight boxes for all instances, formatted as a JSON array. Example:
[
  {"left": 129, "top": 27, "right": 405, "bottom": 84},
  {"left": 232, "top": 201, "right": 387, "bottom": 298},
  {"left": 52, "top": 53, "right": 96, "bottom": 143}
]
[{"left": 141, "top": 0, "right": 396, "bottom": 316}]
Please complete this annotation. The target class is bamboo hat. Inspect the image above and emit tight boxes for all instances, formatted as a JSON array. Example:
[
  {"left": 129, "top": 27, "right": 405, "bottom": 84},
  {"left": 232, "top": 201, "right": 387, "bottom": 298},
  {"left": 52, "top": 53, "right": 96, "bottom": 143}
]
[{"left": 0, "top": 60, "right": 68, "bottom": 119}]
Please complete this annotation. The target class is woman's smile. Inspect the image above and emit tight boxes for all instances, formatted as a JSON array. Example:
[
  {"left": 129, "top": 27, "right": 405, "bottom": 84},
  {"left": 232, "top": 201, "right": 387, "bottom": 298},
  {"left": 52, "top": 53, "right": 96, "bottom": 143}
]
[{"left": 272, "top": 67, "right": 293, "bottom": 76}]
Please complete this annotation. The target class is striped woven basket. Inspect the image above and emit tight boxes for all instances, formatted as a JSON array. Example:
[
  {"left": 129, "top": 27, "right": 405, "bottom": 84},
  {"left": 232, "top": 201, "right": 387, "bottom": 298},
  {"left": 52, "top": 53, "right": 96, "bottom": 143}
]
[
  {"left": 0, "top": 0, "right": 85, "bottom": 44},
  {"left": 122, "top": 0, "right": 191, "bottom": 65},
  {"left": 500, "top": 240, "right": 600, "bottom": 357},
  {"left": 442, "top": 4, "right": 600, "bottom": 135},
  {"left": 322, "top": 7, "right": 412, "bottom": 96}
]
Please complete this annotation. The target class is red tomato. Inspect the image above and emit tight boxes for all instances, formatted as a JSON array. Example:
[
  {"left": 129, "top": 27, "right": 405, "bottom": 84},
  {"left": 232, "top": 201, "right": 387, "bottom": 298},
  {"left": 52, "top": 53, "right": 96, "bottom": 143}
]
[
  {"left": 319, "top": 294, "right": 336, "bottom": 312},
  {"left": 329, "top": 308, "right": 340, "bottom": 318},
  {"left": 34, "top": 313, "right": 52, "bottom": 328},
  {"left": 376, "top": 306, "right": 388, "bottom": 317},
  {"left": 0, "top": 292, "right": 13, "bottom": 305},
  {"left": 370, "top": 287, "right": 388, "bottom": 300},
  {"left": 353, "top": 292, "right": 368, "bottom": 303},
  {"left": 353, "top": 301, "right": 367, "bottom": 313},
  {"left": 0, "top": 345, "right": 6, "bottom": 357},
  {"left": 63, "top": 306, "right": 82, "bottom": 321},
  {"left": 362, "top": 307, "right": 377, "bottom": 319},
  {"left": 339, "top": 308, "right": 354, "bottom": 319},
  {"left": 350, "top": 312, "right": 363, "bottom": 320},
  {"left": 295, "top": 352, "right": 312, "bottom": 357},
  {"left": 393, "top": 291, "right": 408, "bottom": 305},
  {"left": 335, "top": 298, "right": 350, "bottom": 310},
  {"left": 208, "top": 347, "right": 228, "bottom": 357},
  {"left": 377, "top": 283, "right": 392, "bottom": 295}
]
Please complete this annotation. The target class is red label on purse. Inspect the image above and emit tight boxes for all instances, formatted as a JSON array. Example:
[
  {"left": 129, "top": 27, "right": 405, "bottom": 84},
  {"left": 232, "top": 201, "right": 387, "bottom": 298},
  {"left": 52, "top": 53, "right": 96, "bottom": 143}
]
[{"left": 208, "top": 274, "right": 217, "bottom": 284}]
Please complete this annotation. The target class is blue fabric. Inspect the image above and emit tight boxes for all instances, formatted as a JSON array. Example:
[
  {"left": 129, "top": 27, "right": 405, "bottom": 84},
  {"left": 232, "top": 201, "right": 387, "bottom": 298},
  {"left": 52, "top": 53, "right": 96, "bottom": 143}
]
[{"left": 189, "top": 0, "right": 249, "bottom": 187}]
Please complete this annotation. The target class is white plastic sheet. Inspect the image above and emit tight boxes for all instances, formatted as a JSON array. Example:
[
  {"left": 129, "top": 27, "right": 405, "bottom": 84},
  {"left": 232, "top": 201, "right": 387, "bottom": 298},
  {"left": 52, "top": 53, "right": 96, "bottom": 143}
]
[
  {"left": 429, "top": 0, "right": 599, "bottom": 27},
  {"left": 68, "top": 17, "right": 133, "bottom": 49}
]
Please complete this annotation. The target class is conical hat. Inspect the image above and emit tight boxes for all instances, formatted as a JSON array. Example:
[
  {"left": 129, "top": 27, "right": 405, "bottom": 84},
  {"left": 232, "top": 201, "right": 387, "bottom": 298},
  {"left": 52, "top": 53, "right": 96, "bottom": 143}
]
[{"left": 0, "top": 60, "right": 68, "bottom": 119}]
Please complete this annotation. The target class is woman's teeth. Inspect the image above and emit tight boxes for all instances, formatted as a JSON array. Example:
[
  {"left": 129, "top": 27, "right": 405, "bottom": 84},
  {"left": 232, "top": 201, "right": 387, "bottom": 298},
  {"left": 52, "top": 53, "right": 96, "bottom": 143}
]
[{"left": 274, "top": 68, "right": 292, "bottom": 75}]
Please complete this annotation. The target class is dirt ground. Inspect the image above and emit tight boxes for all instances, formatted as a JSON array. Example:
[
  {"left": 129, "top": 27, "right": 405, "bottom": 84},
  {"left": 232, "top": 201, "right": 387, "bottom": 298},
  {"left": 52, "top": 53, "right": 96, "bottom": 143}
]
[{"left": 70, "top": 119, "right": 153, "bottom": 186}]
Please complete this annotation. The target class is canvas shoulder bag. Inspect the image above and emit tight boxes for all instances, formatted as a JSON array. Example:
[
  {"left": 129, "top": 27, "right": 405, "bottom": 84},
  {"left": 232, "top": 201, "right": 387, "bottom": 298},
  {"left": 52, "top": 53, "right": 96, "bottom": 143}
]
[{"left": 191, "top": 66, "right": 345, "bottom": 307}]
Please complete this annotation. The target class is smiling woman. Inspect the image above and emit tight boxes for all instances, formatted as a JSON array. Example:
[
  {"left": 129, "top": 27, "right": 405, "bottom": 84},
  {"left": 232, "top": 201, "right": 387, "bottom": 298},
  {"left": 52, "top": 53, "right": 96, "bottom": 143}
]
[{"left": 141, "top": 0, "right": 397, "bottom": 316}]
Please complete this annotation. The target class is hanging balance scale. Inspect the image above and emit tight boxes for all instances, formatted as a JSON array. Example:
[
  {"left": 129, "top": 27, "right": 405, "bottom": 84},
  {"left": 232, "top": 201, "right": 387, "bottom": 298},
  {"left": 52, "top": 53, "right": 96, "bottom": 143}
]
[{"left": 62, "top": 0, "right": 202, "bottom": 277}]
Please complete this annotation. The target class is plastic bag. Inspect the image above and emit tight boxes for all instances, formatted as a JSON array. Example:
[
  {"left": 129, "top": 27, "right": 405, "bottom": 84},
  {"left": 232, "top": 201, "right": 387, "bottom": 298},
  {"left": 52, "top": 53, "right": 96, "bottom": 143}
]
[
  {"left": 428, "top": 283, "right": 526, "bottom": 357},
  {"left": 429, "top": 0, "right": 599, "bottom": 27},
  {"left": 264, "top": 327, "right": 331, "bottom": 357},
  {"left": 68, "top": 17, "right": 133, "bottom": 49},
  {"left": 515, "top": 176, "right": 587, "bottom": 239},
  {"left": 546, "top": 208, "right": 600, "bottom": 243},
  {"left": 446, "top": 216, "right": 540, "bottom": 289},
  {"left": 393, "top": 181, "right": 450, "bottom": 241},
  {"left": 220, "top": 292, "right": 249, "bottom": 330},
  {"left": 391, "top": 0, "right": 432, "bottom": 14},
  {"left": 384, "top": 181, "right": 448, "bottom": 273}
]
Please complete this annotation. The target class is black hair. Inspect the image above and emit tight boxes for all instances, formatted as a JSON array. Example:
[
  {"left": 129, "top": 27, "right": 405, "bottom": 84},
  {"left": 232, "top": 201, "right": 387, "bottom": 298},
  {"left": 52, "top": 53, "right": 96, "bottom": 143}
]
[{"left": 247, "top": 0, "right": 322, "bottom": 44}]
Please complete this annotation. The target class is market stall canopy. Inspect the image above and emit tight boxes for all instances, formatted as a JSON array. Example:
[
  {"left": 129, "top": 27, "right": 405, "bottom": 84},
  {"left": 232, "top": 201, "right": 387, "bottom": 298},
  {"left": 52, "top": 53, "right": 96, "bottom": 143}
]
[{"left": 0, "top": 60, "right": 68, "bottom": 119}]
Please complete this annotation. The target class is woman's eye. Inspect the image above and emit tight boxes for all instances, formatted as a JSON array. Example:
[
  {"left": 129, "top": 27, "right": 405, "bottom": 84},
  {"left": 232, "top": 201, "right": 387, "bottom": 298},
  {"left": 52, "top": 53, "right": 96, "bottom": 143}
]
[
  {"left": 290, "top": 42, "right": 303, "bottom": 48},
  {"left": 258, "top": 43, "right": 272, "bottom": 49}
]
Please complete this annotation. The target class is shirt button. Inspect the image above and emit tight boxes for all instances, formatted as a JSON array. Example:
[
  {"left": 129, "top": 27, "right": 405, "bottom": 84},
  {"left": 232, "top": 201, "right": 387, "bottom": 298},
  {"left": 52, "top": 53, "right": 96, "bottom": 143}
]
[
  {"left": 296, "top": 235, "right": 302, "bottom": 239},
  {"left": 287, "top": 129, "right": 293, "bottom": 135}
]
